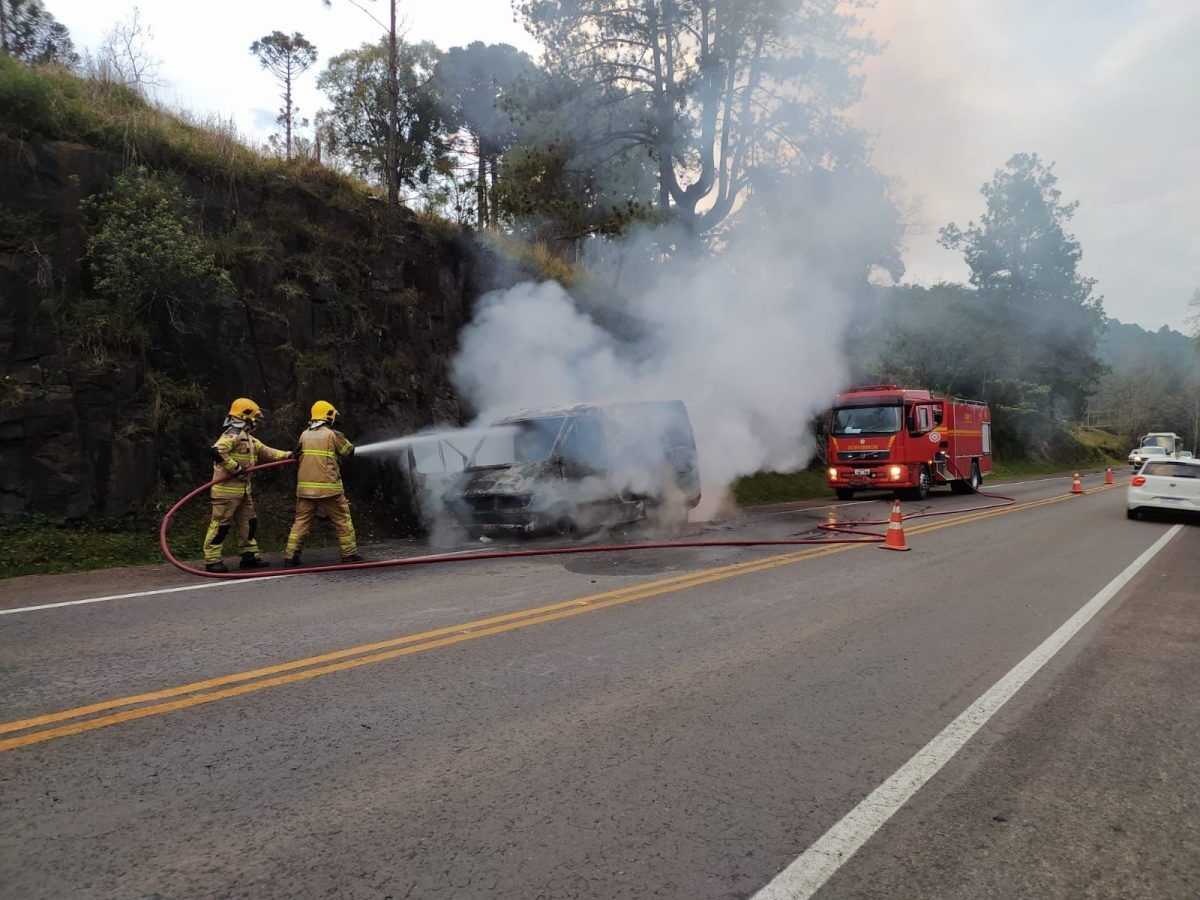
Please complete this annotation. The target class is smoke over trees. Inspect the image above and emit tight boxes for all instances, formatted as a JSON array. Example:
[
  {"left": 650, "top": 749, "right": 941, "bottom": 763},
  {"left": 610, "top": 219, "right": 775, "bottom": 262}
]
[
  {"left": 518, "top": 0, "right": 873, "bottom": 235},
  {"left": 940, "top": 153, "right": 1105, "bottom": 417}
]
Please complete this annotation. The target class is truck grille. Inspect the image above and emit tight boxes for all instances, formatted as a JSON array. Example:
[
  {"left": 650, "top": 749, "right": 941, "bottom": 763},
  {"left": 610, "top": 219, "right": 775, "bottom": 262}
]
[{"left": 838, "top": 451, "right": 889, "bottom": 461}]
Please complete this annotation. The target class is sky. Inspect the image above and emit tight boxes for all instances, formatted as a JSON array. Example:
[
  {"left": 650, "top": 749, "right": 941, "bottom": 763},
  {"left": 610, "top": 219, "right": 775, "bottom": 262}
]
[{"left": 48, "top": 0, "right": 1199, "bottom": 331}]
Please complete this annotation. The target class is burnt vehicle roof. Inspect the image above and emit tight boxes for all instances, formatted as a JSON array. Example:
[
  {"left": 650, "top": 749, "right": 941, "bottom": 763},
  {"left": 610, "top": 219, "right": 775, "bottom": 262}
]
[{"left": 495, "top": 400, "right": 688, "bottom": 424}]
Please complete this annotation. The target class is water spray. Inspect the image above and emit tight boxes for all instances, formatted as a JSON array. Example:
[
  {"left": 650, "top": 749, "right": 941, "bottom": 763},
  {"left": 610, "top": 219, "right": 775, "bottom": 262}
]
[{"left": 354, "top": 425, "right": 516, "bottom": 458}]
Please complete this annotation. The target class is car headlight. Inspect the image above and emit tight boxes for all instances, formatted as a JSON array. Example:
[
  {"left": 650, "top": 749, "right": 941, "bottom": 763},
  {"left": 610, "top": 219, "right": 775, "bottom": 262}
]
[
  {"left": 828, "top": 468, "right": 838, "bottom": 480},
  {"left": 889, "top": 466, "right": 903, "bottom": 480}
]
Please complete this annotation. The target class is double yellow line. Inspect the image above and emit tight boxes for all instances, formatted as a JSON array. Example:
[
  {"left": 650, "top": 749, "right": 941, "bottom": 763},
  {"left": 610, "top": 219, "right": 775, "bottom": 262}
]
[{"left": 0, "top": 483, "right": 1121, "bottom": 753}]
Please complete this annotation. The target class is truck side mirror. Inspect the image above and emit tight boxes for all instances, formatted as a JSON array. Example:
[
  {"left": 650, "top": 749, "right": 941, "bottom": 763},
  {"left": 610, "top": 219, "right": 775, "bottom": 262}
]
[{"left": 934, "top": 409, "right": 944, "bottom": 426}]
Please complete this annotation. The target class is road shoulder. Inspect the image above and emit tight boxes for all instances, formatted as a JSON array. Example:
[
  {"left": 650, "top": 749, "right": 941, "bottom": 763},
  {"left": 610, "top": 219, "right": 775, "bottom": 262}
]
[{"left": 818, "top": 525, "right": 1200, "bottom": 899}]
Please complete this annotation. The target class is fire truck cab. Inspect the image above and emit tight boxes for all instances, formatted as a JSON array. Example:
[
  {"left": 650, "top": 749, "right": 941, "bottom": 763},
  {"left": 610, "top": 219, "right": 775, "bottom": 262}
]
[{"left": 827, "top": 385, "right": 993, "bottom": 501}]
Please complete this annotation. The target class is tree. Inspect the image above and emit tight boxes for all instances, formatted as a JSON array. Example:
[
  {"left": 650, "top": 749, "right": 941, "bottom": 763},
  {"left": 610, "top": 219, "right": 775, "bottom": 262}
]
[
  {"left": 321, "top": 0, "right": 402, "bottom": 218},
  {"left": 492, "top": 71, "right": 661, "bottom": 249},
  {"left": 435, "top": 42, "right": 537, "bottom": 229},
  {"left": 95, "top": 6, "right": 161, "bottom": 92},
  {"left": 317, "top": 39, "right": 448, "bottom": 195},
  {"left": 518, "top": 0, "right": 873, "bottom": 235},
  {"left": 1, "top": 0, "right": 78, "bottom": 66},
  {"left": 68, "top": 168, "right": 233, "bottom": 363},
  {"left": 940, "top": 153, "right": 1105, "bottom": 416},
  {"left": 250, "top": 31, "right": 318, "bottom": 162}
]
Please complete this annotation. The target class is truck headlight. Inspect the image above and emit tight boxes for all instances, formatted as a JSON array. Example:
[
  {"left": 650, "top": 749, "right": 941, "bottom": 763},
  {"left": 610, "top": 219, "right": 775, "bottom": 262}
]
[
  {"left": 828, "top": 468, "right": 838, "bottom": 480},
  {"left": 889, "top": 466, "right": 903, "bottom": 480}
]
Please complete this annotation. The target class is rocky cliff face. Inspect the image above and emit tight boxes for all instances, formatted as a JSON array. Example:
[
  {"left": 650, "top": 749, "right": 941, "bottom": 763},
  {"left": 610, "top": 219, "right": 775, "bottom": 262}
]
[{"left": 0, "top": 136, "right": 486, "bottom": 529}]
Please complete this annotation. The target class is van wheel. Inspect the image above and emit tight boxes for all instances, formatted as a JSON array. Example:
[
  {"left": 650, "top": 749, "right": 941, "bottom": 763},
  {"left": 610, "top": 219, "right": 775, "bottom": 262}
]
[
  {"left": 1126, "top": 508, "right": 1140, "bottom": 521},
  {"left": 547, "top": 505, "right": 576, "bottom": 537},
  {"left": 834, "top": 488, "right": 856, "bottom": 501}
]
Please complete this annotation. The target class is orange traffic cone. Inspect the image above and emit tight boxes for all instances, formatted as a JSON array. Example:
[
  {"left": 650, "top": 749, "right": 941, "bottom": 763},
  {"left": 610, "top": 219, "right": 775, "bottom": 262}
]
[
  {"left": 880, "top": 499, "right": 910, "bottom": 551},
  {"left": 1105, "top": 468, "right": 1115, "bottom": 485},
  {"left": 1071, "top": 472, "right": 1084, "bottom": 494}
]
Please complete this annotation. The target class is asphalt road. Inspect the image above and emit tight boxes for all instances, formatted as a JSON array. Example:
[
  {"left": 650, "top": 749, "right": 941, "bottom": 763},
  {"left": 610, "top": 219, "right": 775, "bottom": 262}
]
[{"left": 1, "top": 471, "right": 1197, "bottom": 899}]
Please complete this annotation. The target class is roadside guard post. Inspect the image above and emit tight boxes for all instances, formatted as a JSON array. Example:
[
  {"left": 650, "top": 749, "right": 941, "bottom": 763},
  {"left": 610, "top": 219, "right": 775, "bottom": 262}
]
[
  {"left": 879, "top": 500, "right": 910, "bottom": 551},
  {"left": 1071, "top": 472, "right": 1084, "bottom": 494}
]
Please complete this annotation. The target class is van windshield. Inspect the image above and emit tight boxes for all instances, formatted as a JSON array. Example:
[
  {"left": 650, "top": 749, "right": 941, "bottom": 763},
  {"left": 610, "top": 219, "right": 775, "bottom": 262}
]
[
  {"left": 469, "top": 418, "right": 565, "bottom": 468},
  {"left": 832, "top": 406, "right": 902, "bottom": 436}
]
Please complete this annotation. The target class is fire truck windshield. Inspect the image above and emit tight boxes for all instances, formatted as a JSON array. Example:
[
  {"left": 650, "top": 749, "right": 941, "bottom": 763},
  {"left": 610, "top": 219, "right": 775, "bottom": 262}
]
[{"left": 831, "top": 406, "right": 903, "bottom": 436}]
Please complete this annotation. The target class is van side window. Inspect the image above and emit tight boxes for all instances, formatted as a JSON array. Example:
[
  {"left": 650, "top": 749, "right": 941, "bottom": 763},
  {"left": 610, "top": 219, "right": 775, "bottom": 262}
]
[{"left": 562, "top": 419, "right": 606, "bottom": 468}]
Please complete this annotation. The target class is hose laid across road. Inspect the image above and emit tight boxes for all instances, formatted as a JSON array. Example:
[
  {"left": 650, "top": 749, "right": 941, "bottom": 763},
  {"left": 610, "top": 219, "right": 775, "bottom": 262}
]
[{"left": 160, "top": 459, "right": 1020, "bottom": 580}]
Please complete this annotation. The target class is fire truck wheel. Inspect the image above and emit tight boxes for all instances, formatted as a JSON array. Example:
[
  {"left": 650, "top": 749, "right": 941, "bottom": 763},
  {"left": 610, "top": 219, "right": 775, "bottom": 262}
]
[
  {"left": 901, "top": 464, "right": 931, "bottom": 501},
  {"left": 835, "top": 488, "right": 856, "bottom": 501},
  {"left": 951, "top": 461, "right": 982, "bottom": 494}
]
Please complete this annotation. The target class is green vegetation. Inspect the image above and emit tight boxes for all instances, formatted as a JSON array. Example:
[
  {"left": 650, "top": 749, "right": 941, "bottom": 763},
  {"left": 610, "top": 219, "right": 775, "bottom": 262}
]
[
  {"left": 0, "top": 486, "right": 380, "bottom": 579},
  {"left": 1, "top": 518, "right": 164, "bottom": 577},
  {"left": 733, "top": 469, "right": 831, "bottom": 506},
  {"left": 0, "top": 53, "right": 372, "bottom": 197},
  {"left": 48, "top": 168, "right": 234, "bottom": 363}
]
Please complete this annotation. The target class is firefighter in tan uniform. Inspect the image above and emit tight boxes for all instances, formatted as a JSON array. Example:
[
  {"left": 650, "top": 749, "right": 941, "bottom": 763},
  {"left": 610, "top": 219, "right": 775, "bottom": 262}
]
[
  {"left": 204, "top": 398, "right": 292, "bottom": 573},
  {"left": 283, "top": 401, "right": 361, "bottom": 567}
]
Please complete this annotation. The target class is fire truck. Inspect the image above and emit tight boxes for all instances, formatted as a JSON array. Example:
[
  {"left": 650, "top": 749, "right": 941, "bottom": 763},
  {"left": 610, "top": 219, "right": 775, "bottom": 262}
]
[{"left": 826, "top": 385, "right": 993, "bottom": 501}]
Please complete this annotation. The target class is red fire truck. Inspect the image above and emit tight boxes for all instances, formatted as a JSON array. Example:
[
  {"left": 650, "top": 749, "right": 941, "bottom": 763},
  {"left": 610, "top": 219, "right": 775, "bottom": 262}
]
[{"left": 826, "top": 385, "right": 993, "bottom": 501}]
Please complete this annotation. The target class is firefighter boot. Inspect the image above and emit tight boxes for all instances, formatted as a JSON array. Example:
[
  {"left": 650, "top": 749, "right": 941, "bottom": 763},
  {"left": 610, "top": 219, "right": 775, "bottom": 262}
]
[
  {"left": 283, "top": 554, "right": 302, "bottom": 569},
  {"left": 341, "top": 554, "right": 364, "bottom": 563},
  {"left": 206, "top": 561, "right": 229, "bottom": 573},
  {"left": 239, "top": 553, "right": 269, "bottom": 570}
]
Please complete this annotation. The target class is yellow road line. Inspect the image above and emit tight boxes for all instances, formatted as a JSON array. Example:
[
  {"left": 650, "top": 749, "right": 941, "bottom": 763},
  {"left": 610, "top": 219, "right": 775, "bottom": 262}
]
[{"left": 0, "top": 481, "right": 1122, "bottom": 753}]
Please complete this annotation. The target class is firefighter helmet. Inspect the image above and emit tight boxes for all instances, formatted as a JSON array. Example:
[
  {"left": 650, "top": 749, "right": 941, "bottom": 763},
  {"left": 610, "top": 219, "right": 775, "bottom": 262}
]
[
  {"left": 227, "top": 398, "right": 263, "bottom": 422},
  {"left": 311, "top": 400, "right": 338, "bottom": 424}
]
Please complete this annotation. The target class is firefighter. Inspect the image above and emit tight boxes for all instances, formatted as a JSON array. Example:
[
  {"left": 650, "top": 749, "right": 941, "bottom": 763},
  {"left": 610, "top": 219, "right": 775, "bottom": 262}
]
[
  {"left": 283, "top": 400, "right": 362, "bottom": 567},
  {"left": 204, "top": 398, "right": 293, "bottom": 573}
]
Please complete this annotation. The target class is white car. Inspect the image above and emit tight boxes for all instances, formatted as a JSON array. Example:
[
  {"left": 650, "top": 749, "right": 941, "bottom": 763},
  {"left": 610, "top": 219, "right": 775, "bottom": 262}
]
[
  {"left": 1180, "top": 451, "right": 1194, "bottom": 459},
  {"left": 1127, "top": 457, "right": 1200, "bottom": 519},
  {"left": 1129, "top": 445, "right": 1169, "bottom": 468}
]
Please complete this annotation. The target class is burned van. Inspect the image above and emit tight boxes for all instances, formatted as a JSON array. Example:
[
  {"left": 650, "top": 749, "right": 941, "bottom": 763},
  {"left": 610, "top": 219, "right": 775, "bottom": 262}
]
[{"left": 440, "top": 401, "right": 701, "bottom": 537}]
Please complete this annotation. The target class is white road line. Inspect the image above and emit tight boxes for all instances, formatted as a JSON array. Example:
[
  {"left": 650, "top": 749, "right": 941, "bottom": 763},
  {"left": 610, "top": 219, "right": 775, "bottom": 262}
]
[
  {"left": 752, "top": 523, "right": 1184, "bottom": 900},
  {"left": 0, "top": 577, "right": 287, "bottom": 616},
  {"left": 0, "top": 544, "right": 547, "bottom": 617}
]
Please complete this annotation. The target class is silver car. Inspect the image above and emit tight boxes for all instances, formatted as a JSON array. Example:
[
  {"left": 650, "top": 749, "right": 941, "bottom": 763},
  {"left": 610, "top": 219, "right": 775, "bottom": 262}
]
[
  {"left": 1127, "top": 457, "right": 1200, "bottom": 520},
  {"left": 1129, "top": 445, "right": 1168, "bottom": 468}
]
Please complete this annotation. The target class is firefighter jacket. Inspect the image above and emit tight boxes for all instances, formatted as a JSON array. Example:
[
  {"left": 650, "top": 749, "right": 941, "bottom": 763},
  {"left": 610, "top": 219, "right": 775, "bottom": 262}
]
[
  {"left": 210, "top": 428, "right": 290, "bottom": 498},
  {"left": 295, "top": 423, "right": 355, "bottom": 498}
]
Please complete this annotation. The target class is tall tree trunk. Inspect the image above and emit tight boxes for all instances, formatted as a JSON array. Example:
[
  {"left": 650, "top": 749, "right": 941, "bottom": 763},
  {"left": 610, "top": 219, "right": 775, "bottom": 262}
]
[
  {"left": 475, "top": 139, "right": 487, "bottom": 231},
  {"left": 385, "top": 0, "right": 400, "bottom": 217},
  {"left": 0, "top": 0, "right": 8, "bottom": 54},
  {"left": 284, "top": 71, "right": 293, "bottom": 162},
  {"left": 488, "top": 155, "right": 499, "bottom": 229}
]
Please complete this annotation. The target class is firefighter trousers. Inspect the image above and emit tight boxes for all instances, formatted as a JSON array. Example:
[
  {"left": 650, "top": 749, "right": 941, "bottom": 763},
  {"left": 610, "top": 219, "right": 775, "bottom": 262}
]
[
  {"left": 203, "top": 495, "right": 262, "bottom": 563},
  {"left": 285, "top": 494, "right": 357, "bottom": 560}
]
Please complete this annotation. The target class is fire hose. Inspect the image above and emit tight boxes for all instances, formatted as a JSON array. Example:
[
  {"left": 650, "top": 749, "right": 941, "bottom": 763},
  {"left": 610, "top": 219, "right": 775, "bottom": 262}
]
[{"left": 160, "top": 458, "right": 1018, "bottom": 580}]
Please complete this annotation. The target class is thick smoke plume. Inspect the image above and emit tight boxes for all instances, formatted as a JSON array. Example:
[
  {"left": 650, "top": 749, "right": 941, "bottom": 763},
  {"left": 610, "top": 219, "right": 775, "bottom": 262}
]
[{"left": 450, "top": 170, "right": 899, "bottom": 518}]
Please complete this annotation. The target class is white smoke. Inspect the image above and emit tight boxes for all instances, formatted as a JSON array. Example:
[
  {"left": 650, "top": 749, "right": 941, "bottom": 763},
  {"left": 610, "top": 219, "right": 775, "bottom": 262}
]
[{"left": 450, "top": 169, "right": 898, "bottom": 518}]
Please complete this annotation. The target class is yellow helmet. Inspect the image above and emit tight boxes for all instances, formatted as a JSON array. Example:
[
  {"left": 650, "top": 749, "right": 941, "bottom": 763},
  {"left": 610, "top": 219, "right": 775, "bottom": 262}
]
[
  {"left": 310, "top": 400, "right": 338, "bottom": 424},
  {"left": 227, "top": 398, "right": 263, "bottom": 421}
]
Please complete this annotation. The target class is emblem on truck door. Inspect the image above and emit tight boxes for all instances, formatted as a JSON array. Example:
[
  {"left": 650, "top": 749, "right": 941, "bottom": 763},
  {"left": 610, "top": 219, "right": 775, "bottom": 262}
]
[{"left": 929, "top": 432, "right": 941, "bottom": 443}]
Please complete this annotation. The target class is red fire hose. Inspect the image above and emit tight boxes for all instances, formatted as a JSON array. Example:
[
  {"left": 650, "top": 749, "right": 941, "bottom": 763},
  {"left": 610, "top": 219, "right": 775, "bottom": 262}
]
[{"left": 159, "top": 459, "right": 1017, "bottom": 580}]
